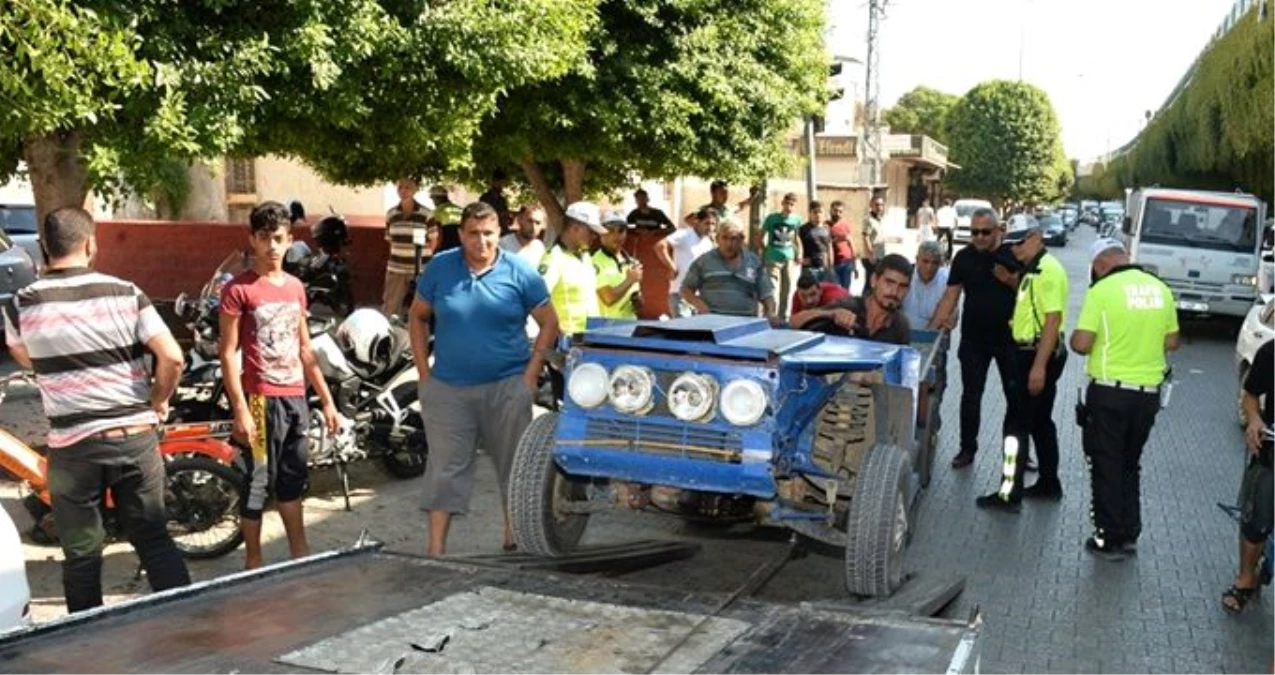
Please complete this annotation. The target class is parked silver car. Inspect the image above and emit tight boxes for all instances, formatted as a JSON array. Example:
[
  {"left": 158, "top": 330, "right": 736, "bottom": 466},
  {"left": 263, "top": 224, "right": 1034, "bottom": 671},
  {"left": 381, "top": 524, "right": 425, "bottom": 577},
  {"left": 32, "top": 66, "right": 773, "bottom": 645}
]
[
  {"left": 0, "top": 208, "right": 38, "bottom": 322},
  {"left": 0, "top": 205, "right": 41, "bottom": 272}
]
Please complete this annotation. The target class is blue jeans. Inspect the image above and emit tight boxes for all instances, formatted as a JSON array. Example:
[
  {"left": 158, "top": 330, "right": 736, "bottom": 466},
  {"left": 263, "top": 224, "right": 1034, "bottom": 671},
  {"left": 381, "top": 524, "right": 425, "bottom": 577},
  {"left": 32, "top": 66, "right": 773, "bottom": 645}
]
[{"left": 834, "top": 261, "right": 856, "bottom": 289}]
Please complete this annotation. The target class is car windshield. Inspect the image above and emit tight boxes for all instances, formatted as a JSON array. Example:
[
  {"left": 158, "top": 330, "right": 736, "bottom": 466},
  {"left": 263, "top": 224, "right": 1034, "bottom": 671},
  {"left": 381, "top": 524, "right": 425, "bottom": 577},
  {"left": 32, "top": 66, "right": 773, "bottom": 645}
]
[
  {"left": 1139, "top": 198, "right": 1258, "bottom": 253},
  {"left": 1044, "top": 216, "right": 1063, "bottom": 227},
  {"left": 0, "top": 206, "right": 37, "bottom": 235},
  {"left": 955, "top": 203, "right": 987, "bottom": 217}
]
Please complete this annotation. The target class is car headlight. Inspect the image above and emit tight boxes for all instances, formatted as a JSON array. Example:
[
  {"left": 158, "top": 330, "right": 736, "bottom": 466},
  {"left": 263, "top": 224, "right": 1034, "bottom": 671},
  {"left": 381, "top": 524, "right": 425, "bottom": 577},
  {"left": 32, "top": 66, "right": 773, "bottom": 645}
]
[
  {"left": 568, "top": 362, "right": 609, "bottom": 409},
  {"left": 609, "top": 365, "right": 655, "bottom": 414},
  {"left": 1233, "top": 274, "right": 1258, "bottom": 287},
  {"left": 719, "top": 379, "right": 768, "bottom": 426},
  {"left": 668, "top": 372, "right": 717, "bottom": 422}
]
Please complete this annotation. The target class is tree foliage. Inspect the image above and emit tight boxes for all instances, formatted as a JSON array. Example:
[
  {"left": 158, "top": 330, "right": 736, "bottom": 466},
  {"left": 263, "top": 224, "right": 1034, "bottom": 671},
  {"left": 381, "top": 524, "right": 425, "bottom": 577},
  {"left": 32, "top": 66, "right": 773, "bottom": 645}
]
[
  {"left": 469, "top": 0, "right": 830, "bottom": 221},
  {"left": 0, "top": 0, "right": 593, "bottom": 217},
  {"left": 1105, "top": 4, "right": 1272, "bottom": 204},
  {"left": 945, "top": 80, "right": 1070, "bottom": 204},
  {"left": 882, "top": 86, "right": 958, "bottom": 146}
]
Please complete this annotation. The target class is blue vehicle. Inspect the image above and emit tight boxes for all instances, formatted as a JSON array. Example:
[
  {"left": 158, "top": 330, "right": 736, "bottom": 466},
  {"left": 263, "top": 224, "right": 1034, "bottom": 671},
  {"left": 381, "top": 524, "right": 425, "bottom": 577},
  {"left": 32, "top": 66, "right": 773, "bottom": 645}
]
[{"left": 508, "top": 315, "right": 950, "bottom": 597}]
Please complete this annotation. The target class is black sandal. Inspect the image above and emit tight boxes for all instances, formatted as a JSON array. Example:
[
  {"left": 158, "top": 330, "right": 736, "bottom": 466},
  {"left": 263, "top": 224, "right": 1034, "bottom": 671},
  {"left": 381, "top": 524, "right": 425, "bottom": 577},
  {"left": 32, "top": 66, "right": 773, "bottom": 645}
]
[
  {"left": 1222, "top": 585, "right": 1257, "bottom": 614},
  {"left": 502, "top": 542, "right": 518, "bottom": 553}
]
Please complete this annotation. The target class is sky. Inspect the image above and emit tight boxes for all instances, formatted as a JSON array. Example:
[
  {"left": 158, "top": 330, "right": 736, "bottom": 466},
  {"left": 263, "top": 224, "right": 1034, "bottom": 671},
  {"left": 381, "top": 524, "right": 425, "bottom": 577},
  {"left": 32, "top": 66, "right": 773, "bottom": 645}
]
[{"left": 827, "top": 0, "right": 1242, "bottom": 161}]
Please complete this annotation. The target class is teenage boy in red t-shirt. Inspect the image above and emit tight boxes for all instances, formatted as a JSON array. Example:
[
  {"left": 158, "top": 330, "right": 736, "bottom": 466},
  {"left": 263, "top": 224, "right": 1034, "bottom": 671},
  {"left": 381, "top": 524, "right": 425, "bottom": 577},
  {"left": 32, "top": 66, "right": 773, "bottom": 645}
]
[{"left": 220, "top": 201, "right": 340, "bottom": 569}]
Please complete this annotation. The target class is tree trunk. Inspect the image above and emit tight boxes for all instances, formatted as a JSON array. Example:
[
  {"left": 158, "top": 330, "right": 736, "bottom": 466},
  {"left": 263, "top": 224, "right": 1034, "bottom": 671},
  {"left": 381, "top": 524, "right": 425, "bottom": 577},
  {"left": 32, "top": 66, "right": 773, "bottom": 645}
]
[
  {"left": 24, "top": 132, "right": 90, "bottom": 226},
  {"left": 562, "top": 159, "right": 585, "bottom": 205},
  {"left": 521, "top": 158, "right": 565, "bottom": 244}
]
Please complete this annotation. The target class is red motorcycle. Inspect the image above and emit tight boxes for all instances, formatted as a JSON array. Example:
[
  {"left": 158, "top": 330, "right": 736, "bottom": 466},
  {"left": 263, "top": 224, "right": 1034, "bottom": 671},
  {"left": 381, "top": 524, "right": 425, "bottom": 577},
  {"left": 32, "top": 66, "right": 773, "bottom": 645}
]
[{"left": 0, "top": 372, "right": 246, "bottom": 559}]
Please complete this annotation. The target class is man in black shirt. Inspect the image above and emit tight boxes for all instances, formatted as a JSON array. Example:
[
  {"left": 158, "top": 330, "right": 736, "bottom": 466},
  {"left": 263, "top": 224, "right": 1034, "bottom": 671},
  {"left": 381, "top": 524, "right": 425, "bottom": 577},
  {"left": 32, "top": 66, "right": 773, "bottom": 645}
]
[
  {"left": 928, "top": 208, "right": 1020, "bottom": 469},
  {"left": 806, "top": 254, "right": 913, "bottom": 345},
  {"left": 626, "top": 189, "right": 675, "bottom": 231},
  {"left": 478, "top": 170, "right": 512, "bottom": 235},
  {"left": 1223, "top": 338, "right": 1273, "bottom": 613},
  {"left": 798, "top": 201, "right": 833, "bottom": 283}
]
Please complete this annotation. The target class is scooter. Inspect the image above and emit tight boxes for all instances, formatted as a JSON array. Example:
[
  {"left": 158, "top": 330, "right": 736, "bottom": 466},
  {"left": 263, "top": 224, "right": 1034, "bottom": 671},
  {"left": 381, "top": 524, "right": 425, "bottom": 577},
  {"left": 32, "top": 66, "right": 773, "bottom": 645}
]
[{"left": 0, "top": 372, "right": 247, "bottom": 559}]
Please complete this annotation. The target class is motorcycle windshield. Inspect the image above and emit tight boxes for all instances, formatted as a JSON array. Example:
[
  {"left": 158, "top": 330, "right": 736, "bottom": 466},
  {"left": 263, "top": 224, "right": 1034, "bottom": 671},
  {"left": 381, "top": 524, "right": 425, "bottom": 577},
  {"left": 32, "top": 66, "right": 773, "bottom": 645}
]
[{"left": 201, "top": 249, "right": 255, "bottom": 304}]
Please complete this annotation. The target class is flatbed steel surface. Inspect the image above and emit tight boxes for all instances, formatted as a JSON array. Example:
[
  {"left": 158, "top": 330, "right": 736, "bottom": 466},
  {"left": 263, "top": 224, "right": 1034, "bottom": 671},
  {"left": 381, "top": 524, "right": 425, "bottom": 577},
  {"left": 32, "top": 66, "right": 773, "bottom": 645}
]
[{"left": 0, "top": 547, "right": 977, "bottom": 674}]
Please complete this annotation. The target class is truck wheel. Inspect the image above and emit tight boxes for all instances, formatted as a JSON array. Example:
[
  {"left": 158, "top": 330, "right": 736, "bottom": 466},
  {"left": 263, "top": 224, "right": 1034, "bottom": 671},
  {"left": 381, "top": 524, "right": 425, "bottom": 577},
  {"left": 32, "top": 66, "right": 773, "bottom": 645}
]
[
  {"left": 844, "top": 444, "right": 911, "bottom": 598},
  {"left": 508, "top": 413, "right": 589, "bottom": 556}
]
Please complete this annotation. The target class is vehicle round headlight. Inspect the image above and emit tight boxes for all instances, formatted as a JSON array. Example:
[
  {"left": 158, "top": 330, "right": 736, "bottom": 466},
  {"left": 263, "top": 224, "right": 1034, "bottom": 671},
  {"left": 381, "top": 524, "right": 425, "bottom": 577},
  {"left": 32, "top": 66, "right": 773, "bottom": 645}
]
[
  {"left": 567, "top": 362, "right": 609, "bottom": 409},
  {"left": 720, "top": 379, "right": 768, "bottom": 426},
  {"left": 668, "top": 372, "right": 717, "bottom": 422},
  {"left": 609, "top": 365, "right": 655, "bottom": 414}
]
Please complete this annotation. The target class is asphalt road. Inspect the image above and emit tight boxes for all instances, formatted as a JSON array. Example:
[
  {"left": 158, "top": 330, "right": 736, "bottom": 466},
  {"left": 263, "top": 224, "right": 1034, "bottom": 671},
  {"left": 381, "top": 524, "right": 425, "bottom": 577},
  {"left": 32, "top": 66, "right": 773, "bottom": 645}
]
[{"left": 2, "top": 224, "right": 1271, "bottom": 673}]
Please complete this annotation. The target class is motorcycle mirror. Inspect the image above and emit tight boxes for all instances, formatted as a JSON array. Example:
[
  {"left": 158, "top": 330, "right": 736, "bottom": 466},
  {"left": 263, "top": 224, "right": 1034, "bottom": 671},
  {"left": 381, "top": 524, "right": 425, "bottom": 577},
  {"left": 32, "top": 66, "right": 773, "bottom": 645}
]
[{"left": 289, "top": 201, "right": 307, "bottom": 224}]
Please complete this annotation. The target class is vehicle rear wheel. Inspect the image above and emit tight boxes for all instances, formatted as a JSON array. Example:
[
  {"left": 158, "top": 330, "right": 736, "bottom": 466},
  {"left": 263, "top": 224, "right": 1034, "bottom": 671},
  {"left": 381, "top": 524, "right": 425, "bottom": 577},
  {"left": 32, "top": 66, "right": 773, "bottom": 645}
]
[
  {"left": 508, "top": 413, "right": 589, "bottom": 556},
  {"left": 165, "top": 456, "right": 244, "bottom": 559},
  {"left": 844, "top": 444, "right": 911, "bottom": 598}
]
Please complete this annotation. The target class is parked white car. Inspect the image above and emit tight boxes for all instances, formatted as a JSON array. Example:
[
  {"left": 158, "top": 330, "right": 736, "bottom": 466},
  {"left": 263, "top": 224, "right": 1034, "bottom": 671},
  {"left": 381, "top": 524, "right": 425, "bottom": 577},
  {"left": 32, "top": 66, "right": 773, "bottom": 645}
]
[
  {"left": 0, "top": 505, "right": 31, "bottom": 634},
  {"left": 1236, "top": 294, "right": 1275, "bottom": 424},
  {"left": 952, "top": 198, "right": 994, "bottom": 243}
]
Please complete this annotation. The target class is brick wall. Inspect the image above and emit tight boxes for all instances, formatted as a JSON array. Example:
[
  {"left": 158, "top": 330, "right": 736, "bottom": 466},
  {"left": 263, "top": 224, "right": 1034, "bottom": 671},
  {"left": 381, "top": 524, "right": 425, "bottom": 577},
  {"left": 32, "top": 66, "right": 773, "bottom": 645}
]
[
  {"left": 94, "top": 216, "right": 390, "bottom": 306},
  {"left": 94, "top": 218, "right": 676, "bottom": 318}
]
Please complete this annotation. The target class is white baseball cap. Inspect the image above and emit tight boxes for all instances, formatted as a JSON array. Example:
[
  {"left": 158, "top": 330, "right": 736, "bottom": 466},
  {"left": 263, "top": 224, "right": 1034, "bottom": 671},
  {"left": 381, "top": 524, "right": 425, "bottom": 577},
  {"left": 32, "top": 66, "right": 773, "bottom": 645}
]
[
  {"left": 601, "top": 209, "right": 628, "bottom": 229},
  {"left": 1090, "top": 237, "right": 1125, "bottom": 263},
  {"left": 564, "top": 201, "right": 606, "bottom": 235}
]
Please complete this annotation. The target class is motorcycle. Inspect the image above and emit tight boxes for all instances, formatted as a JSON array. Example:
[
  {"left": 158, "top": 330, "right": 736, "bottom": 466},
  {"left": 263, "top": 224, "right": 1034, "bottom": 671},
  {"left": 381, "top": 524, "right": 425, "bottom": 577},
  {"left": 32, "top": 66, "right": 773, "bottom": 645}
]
[
  {"left": 169, "top": 307, "right": 428, "bottom": 510},
  {"left": 0, "top": 372, "right": 246, "bottom": 559}
]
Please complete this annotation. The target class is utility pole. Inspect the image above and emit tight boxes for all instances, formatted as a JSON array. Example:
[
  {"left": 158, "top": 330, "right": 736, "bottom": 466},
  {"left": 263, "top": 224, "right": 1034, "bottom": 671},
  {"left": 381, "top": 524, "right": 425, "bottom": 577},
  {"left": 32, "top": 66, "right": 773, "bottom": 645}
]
[
  {"left": 862, "top": 0, "right": 886, "bottom": 187},
  {"left": 804, "top": 117, "right": 817, "bottom": 204}
]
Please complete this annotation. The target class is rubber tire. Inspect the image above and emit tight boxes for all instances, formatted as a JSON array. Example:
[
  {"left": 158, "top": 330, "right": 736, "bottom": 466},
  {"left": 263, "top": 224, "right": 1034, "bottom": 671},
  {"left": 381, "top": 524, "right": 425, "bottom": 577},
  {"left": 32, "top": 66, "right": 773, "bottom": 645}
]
[
  {"left": 508, "top": 413, "right": 589, "bottom": 556},
  {"left": 380, "top": 381, "right": 428, "bottom": 479},
  {"left": 844, "top": 444, "right": 911, "bottom": 598},
  {"left": 165, "top": 455, "right": 245, "bottom": 560}
]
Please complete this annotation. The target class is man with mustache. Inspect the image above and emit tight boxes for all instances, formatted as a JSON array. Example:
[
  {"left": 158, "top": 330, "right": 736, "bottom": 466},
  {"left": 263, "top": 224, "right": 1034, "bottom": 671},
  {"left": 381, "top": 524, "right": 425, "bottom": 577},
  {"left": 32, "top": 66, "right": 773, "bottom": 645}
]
[{"left": 804, "top": 253, "right": 913, "bottom": 345}]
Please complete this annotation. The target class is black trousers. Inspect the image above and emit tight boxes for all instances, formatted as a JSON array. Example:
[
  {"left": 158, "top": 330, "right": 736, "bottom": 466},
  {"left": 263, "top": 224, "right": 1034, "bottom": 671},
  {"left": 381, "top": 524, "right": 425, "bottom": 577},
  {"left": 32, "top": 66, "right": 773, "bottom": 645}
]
[
  {"left": 1082, "top": 383, "right": 1159, "bottom": 545},
  {"left": 1000, "top": 347, "right": 1066, "bottom": 500},
  {"left": 957, "top": 334, "right": 1016, "bottom": 455},
  {"left": 48, "top": 432, "right": 191, "bottom": 613},
  {"left": 861, "top": 260, "right": 877, "bottom": 296}
]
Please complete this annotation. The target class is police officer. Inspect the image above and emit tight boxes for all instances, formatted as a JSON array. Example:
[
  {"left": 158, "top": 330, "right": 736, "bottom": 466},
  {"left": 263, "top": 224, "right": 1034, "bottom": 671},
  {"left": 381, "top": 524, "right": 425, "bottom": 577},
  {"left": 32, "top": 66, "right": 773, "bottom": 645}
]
[
  {"left": 593, "top": 210, "right": 643, "bottom": 319},
  {"left": 540, "top": 201, "right": 605, "bottom": 335},
  {"left": 1070, "top": 238, "right": 1179, "bottom": 559},
  {"left": 977, "top": 221, "right": 1068, "bottom": 513}
]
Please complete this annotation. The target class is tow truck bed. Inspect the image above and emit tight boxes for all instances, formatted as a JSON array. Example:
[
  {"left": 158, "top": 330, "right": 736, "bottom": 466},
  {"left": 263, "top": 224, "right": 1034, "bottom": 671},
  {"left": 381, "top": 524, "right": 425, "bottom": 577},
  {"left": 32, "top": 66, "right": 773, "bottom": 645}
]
[{"left": 0, "top": 545, "right": 979, "bottom": 673}]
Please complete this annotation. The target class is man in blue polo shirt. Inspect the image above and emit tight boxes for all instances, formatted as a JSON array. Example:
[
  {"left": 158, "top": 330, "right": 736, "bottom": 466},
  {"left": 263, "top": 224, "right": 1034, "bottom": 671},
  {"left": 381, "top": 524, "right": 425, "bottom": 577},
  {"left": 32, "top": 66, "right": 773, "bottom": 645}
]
[{"left": 408, "top": 201, "right": 560, "bottom": 557}]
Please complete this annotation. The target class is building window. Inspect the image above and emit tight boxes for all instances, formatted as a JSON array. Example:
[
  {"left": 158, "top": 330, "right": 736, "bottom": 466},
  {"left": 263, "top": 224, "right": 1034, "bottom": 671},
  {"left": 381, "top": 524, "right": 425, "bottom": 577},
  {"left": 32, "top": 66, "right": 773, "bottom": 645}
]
[{"left": 224, "top": 157, "right": 256, "bottom": 196}]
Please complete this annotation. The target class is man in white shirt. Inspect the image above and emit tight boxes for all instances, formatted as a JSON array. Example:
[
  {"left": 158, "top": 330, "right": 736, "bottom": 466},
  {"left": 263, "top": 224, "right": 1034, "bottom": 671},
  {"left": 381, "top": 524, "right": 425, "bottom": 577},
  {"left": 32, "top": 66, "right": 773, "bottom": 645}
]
[
  {"left": 935, "top": 197, "right": 957, "bottom": 261},
  {"left": 902, "top": 241, "right": 952, "bottom": 328},
  {"left": 656, "top": 207, "right": 717, "bottom": 317},
  {"left": 917, "top": 199, "right": 936, "bottom": 244},
  {"left": 498, "top": 204, "right": 547, "bottom": 265}
]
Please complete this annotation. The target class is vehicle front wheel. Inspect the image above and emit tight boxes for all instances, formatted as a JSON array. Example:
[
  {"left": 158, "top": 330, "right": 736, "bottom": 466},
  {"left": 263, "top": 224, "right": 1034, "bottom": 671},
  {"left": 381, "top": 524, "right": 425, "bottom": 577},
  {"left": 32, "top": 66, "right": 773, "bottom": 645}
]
[
  {"left": 380, "top": 381, "right": 428, "bottom": 478},
  {"left": 844, "top": 444, "right": 912, "bottom": 598},
  {"left": 508, "top": 413, "right": 589, "bottom": 556},
  {"left": 165, "top": 456, "right": 244, "bottom": 559}
]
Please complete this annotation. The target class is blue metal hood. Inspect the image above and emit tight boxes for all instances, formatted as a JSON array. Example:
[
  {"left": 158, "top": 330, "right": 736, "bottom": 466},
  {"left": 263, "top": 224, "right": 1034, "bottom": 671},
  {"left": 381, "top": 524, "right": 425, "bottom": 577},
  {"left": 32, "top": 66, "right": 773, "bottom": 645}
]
[{"left": 577, "top": 315, "right": 910, "bottom": 374}]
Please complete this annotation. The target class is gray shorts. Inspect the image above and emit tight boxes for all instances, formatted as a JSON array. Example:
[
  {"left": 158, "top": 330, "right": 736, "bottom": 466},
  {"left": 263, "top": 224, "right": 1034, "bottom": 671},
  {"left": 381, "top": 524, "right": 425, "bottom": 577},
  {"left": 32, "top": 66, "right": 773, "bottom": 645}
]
[{"left": 418, "top": 374, "right": 533, "bottom": 514}]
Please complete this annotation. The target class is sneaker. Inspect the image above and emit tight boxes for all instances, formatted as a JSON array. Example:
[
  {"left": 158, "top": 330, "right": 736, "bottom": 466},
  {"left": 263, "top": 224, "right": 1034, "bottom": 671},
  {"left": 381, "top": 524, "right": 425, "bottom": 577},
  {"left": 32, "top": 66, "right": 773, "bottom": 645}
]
[
  {"left": 1084, "top": 536, "right": 1129, "bottom": 562},
  {"left": 1022, "top": 480, "right": 1063, "bottom": 500},
  {"left": 975, "top": 492, "right": 1021, "bottom": 513},
  {"left": 950, "top": 450, "right": 975, "bottom": 469}
]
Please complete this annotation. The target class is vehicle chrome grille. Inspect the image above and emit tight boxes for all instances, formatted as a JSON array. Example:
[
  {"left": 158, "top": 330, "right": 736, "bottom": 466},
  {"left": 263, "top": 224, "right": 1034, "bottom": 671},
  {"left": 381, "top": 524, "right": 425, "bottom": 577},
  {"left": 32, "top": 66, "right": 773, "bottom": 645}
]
[{"left": 582, "top": 417, "right": 744, "bottom": 463}]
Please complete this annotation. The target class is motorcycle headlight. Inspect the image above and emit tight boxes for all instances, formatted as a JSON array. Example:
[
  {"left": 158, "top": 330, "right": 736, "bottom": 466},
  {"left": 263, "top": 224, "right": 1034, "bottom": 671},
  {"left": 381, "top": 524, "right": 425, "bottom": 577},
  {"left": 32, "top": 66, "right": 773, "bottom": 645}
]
[
  {"left": 668, "top": 372, "right": 717, "bottom": 422},
  {"left": 608, "top": 365, "right": 655, "bottom": 414},
  {"left": 567, "top": 362, "right": 609, "bottom": 409},
  {"left": 719, "top": 379, "right": 768, "bottom": 426}
]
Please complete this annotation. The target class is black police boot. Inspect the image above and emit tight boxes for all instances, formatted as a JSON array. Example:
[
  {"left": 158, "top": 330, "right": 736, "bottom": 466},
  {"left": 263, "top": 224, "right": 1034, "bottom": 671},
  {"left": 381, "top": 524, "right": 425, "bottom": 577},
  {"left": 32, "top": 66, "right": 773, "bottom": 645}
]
[
  {"left": 1022, "top": 479, "right": 1063, "bottom": 500},
  {"left": 1084, "top": 535, "right": 1129, "bottom": 562},
  {"left": 975, "top": 492, "right": 1021, "bottom": 514}
]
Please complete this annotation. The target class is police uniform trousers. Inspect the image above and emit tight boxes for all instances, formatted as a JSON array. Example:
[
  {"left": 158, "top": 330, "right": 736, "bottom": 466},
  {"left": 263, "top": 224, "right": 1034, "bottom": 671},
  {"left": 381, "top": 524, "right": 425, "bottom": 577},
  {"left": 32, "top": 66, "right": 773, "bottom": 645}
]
[
  {"left": 1082, "top": 382, "right": 1160, "bottom": 546},
  {"left": 1001, "top": 344, "right": 1066, "bottom": 500}
]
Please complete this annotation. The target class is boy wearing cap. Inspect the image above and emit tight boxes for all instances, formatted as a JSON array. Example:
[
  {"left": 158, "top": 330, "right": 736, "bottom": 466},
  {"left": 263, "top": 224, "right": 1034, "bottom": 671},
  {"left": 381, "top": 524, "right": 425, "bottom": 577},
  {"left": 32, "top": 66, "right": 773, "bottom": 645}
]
[
  {"left": 977, "top": 220, "right": 1068, "bottom": 513},
  {"left": 540, "top": 201, "right": 604, "bottom": 335},
  {"left": 593, "top": 210, "right": 643, "bottom": 319},
  {"left": 1069, "top": 238, "right": 1179, "bottom": 560}
]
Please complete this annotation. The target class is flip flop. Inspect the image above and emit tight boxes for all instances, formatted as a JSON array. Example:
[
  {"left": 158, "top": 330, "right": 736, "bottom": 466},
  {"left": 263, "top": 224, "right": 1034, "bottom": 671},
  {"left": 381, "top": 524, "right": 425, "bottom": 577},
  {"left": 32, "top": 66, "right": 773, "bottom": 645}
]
[
  {"left": 502, "top": 542, "right": 518, "bottom": 553},
  {"left": 1222, "top": 584, "right": 1257, "bottom": 614}
]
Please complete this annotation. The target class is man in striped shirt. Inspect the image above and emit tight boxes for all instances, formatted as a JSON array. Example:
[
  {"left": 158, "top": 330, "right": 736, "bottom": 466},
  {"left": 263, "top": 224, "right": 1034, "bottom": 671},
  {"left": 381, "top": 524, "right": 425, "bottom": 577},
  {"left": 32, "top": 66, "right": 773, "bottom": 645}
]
[
  {"left": 384, "top": 177, "right": 433, "bottom": 318},
  {"left": 3, "top": 207, "right": 189, "bottom": 612}
]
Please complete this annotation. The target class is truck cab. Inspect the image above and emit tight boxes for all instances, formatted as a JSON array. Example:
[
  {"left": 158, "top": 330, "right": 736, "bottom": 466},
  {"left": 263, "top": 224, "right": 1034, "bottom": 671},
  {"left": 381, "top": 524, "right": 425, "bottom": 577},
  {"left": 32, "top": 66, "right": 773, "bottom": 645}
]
[{"left": 1120, "top": 188, "right": 1266, "bottom": 318}]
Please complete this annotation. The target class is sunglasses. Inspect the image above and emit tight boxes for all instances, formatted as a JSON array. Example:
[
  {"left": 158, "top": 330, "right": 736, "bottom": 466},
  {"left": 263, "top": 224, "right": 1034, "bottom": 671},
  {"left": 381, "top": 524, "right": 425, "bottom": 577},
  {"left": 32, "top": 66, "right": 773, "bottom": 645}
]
[{"left": 970, "top": 228, "right": 995, "bottom": 236}]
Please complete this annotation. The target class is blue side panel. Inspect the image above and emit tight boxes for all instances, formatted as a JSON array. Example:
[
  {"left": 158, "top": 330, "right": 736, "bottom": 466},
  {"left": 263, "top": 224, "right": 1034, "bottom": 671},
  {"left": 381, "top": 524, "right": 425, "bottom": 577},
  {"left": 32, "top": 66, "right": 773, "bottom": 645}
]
[{"left": 554, "top": 446, "right": 778, "bottom": 499}]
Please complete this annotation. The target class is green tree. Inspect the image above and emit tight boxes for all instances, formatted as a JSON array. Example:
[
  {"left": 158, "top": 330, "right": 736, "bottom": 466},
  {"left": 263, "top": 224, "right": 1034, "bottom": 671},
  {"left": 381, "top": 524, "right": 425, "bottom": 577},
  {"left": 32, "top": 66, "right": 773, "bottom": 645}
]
[
  {"left": 882, "top": 86, "right": 958, "bottom": 145},
  {"left": 1, "top": 0, "right": 593, "bottom": 220},
  {"left": 469, "top": 0, "right": 829, "bottom": 227},
  {"left": 945, "top": 80, "right": 1070, "bottom": 205}
]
